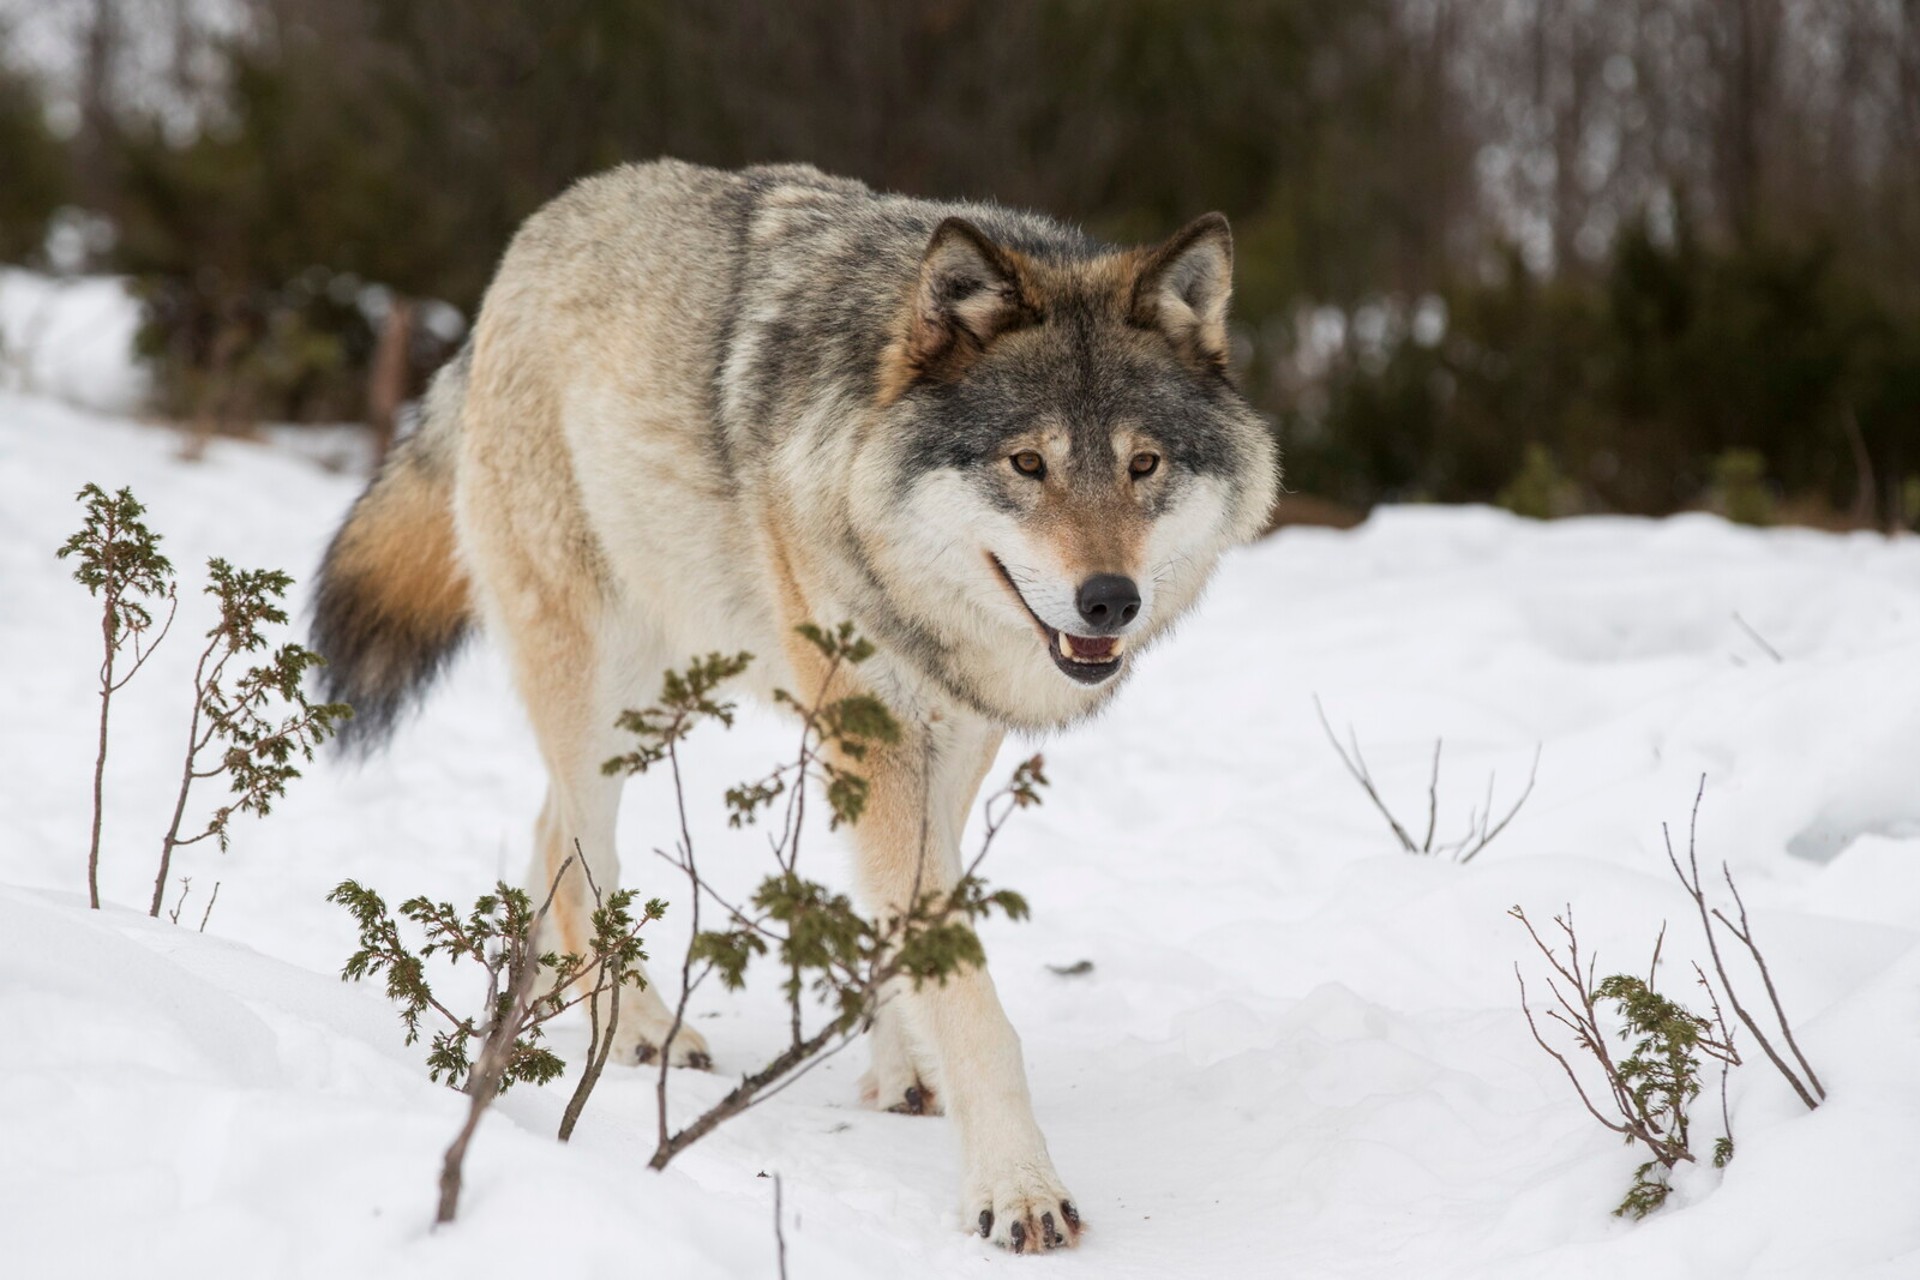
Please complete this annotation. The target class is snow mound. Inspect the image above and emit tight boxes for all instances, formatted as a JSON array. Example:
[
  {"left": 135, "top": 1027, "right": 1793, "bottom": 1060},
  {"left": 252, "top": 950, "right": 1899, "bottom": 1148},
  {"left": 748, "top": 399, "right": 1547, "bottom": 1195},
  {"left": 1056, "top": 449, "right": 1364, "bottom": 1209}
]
[{"left": 0, "top": 270, "right": 148, "bottom": 415}]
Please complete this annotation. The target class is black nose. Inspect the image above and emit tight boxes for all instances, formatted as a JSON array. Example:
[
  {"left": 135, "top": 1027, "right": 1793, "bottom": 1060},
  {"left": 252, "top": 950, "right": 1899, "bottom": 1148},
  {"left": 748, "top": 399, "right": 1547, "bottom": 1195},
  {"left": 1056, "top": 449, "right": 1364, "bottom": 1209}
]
[{"left": 1075, "top": 574, "right": 1141, "bottom": 634}]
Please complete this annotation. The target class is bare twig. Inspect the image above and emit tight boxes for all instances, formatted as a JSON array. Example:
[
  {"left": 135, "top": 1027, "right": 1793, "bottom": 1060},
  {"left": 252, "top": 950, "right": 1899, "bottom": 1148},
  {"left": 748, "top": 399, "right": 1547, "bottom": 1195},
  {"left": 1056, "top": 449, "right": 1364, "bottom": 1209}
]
[
  {"left": 1713, "top": 868, "right": 1825, "bottom": 1101},
  {"left": 1422, "top": 740, "right": 1441, "bottom": 853},
  {"left": 153, "top": 628, "right": 225, "bottom": 916},
  {"left": 1732, "top": 612, "right": 1784, "bottom": 664},
  {"left": 1693, "top": 961, "right": 1740, "bottom": 1162},
  {"left": 1663, "top": 778, "right": 1822, "bottom": 1110},
  {"left": 1316, "top": 696, "right": 1537, "bottom": 863},
  {"left": 558, "top": 849, "right": 623, "bottom": 1142},
  {"left": 198, "top": 881, "right": 220, "bottom": 932},
  {"left": 1314, "top": 695, "right": 1418, "bottom": 852},
  {"left": 1456, "top": 746, "right": 1539, "bottom": 864},
  {"left": 774, "top": 1173, "right": 789, "bottom": 1279},
  {"left": 656, "top": 732, "right": 706, "bottom": 1154}
]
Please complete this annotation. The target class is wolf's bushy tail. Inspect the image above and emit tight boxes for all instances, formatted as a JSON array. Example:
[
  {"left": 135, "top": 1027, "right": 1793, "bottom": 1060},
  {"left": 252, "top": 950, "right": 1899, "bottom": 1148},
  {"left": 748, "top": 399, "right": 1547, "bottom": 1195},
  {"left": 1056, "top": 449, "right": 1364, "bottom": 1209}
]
[{"left": 312, "top": 350, "right": 474, "bottom": 751}]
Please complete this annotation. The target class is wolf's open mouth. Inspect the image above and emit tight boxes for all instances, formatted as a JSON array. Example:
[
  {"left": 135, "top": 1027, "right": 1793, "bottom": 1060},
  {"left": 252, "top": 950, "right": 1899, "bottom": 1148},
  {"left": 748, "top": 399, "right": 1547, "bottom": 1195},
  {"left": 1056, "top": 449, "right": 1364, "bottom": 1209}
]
[{"left": 988, "top": 556, "right": 1126, "bottom": 686}]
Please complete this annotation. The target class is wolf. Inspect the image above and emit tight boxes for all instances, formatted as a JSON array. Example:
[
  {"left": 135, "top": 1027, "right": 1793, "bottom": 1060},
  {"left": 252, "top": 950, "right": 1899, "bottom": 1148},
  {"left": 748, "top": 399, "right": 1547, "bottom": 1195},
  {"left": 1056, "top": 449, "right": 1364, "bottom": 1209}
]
[{"left": 312, "top": 159, "right": 1277, "bottom": 1251}]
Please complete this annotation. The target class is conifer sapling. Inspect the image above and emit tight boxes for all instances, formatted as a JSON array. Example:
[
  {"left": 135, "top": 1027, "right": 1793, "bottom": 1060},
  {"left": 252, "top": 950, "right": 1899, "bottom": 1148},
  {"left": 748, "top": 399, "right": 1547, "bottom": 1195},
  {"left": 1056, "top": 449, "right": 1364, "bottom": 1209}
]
[{"left": 58, "top": 483, "right": 177, "bottom": 908}]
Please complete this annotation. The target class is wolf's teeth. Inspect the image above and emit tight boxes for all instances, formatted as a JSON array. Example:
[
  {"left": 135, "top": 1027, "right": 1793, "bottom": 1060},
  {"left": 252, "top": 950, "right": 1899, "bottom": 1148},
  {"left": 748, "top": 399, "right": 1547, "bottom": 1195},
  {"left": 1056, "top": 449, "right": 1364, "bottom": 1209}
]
[{"left": 1060, "top": 633, "right": 1125, "bottom": 662}]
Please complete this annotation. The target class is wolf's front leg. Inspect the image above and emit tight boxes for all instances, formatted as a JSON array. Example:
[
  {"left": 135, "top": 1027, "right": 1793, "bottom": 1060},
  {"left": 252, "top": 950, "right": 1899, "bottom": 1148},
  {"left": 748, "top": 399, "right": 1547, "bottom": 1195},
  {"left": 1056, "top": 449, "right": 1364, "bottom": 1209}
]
[{"left": 850, "top": 714, "right": 1081, "bottom": 1253}]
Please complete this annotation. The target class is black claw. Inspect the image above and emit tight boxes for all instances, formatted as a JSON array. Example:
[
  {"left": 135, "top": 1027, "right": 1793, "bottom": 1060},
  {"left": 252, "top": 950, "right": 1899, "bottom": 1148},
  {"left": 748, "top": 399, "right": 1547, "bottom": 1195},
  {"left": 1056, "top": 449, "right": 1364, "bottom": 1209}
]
[
  {"left": 685, "top": 1050, "right": 713, "bottom": 1071},
  {"left": 633, "top": 1043, "right": 659, "bottom": 1065},
  {"left": 1061, "top": 1201, "right": 1080, "bottom": 1230},
  {"left": 1009, "top": 1221, "right": 1027, "bottom": 1253},
  {"left": 979, "top": 1209, "right": 993, "bottom": 1239},
  {"left": 1043, "top": 1211, "right": 1060, "bottom": 1247},
  {"left": 904, "top": 1084, "right": 924, "bottom": 1113}
]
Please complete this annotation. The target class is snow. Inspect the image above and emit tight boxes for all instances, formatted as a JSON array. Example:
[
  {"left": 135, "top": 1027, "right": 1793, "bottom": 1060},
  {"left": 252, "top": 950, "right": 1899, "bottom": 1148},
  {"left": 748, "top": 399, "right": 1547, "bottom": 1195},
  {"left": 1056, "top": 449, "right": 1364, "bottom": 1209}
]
[
  {"left": 4, "top": 386, "right": 1920, "bottom": 1278},
  {"left": 0, "top": 270, "right": 149, "bottom": 416}
]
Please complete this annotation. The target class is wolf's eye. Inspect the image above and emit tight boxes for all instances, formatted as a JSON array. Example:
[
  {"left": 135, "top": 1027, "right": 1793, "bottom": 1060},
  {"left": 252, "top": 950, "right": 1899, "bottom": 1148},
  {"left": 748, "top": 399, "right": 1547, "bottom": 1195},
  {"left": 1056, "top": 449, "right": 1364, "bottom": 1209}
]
[
  {"left": 1129, "top": 452, "right": 1161, "bottom": 478},
  {"left": 1011, "top": 450, "right": 1046, "bottom": 478}
]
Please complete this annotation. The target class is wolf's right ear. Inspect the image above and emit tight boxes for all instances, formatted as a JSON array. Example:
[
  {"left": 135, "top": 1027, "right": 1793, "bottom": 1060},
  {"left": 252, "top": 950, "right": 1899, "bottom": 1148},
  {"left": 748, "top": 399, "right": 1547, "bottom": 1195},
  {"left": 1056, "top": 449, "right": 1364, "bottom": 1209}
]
[
  {"left": 882, "top": 218, "right": 1037, "bottom": 400},
  {"left": 1131, "top": 213, "right": 1234, "bottom": 374}
]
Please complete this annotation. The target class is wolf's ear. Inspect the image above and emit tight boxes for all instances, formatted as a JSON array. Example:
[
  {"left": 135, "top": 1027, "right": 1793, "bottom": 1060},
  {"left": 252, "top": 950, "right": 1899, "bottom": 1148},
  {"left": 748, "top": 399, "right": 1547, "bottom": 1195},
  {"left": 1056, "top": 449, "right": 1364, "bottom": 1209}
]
[
  {"left": 884, "top": 218, "right": 1037, "bottom": 398},
  {"left": 1131, "top": 213, "right": 1234, "bottom": 373}
]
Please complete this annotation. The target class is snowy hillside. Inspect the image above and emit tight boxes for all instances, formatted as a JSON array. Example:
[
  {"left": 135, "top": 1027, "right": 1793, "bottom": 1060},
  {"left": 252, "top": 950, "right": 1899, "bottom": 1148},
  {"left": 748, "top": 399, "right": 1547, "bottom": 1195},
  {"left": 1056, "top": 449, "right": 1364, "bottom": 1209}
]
[{"left": 4, "top": 388, "right": 1919, "bottom": 1279}]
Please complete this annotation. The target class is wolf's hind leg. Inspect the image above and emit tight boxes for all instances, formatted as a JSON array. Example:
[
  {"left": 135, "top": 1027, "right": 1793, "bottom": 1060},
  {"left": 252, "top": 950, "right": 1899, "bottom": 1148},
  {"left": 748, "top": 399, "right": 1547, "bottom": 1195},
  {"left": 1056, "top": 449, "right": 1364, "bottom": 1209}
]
[
  {"left": 526, "top": 784, "right": 711, "bottom": 1069},
  {"left": 476, "top": 552, "right": 710, "bottom": 1067}
]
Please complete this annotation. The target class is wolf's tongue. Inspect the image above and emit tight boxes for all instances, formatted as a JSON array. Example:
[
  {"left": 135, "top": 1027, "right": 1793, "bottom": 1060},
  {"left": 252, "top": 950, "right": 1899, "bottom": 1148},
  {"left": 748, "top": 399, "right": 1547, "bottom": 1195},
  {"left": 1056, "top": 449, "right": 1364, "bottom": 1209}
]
[{"left": 1060, "top": 633, "right": 1118, "bottom": 662}]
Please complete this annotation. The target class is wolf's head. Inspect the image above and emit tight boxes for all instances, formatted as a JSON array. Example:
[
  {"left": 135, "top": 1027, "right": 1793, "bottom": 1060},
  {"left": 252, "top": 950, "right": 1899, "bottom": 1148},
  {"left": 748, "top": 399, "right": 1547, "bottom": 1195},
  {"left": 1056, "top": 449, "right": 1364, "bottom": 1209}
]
[{"left": 852, "top": 212, "right": 1280, "bottom": 731}]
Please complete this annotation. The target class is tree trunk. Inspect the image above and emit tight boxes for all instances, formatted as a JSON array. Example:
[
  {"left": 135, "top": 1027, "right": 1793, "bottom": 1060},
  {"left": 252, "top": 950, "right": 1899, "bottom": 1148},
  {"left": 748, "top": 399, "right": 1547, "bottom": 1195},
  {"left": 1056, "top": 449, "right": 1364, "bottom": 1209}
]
[{"left": 367, "top": 297, "right": 416, "bottom": 468}]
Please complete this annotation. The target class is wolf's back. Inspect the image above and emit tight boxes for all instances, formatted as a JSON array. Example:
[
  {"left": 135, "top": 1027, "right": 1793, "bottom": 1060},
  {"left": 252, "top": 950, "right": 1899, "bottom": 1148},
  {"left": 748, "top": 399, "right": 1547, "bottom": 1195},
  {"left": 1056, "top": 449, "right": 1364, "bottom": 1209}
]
[{"left": 311, "top": 348, "right": 473, "bottom": 751}]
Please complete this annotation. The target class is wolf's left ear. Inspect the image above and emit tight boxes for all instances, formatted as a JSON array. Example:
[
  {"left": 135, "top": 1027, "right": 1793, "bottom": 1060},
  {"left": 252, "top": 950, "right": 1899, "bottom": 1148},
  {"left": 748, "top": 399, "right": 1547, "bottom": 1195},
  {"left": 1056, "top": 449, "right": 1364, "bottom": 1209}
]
[{"left": 1131, "top": 213, "right": 1234, "bottom": 373}]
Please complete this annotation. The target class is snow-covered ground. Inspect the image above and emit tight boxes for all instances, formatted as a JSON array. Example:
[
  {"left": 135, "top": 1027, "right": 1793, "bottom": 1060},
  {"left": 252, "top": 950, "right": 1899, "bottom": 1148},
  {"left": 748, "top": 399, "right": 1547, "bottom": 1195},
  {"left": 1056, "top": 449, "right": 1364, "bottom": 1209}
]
[{"left": 4, "top": 387, "right": 1919, "bottom": 1279}]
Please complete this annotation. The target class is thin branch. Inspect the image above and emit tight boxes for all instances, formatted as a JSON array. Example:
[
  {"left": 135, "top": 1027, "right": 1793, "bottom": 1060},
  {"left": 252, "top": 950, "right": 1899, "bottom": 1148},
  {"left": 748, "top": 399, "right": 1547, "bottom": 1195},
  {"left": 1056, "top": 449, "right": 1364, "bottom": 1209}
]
[
  {"left": 1316, "top": 697, "right": 1536, "bottom": 864},
  {"left": 1457, "top": 746, "right": 1539, "bottom": 864},
  {"left": 650, "top": 1016, "right": 850, "bottom": 1170},
  {"left": 774, "top": 1173, "right": 789, "bottom": 1280},
  {"left": 1663, "top": 778, "right": 1821, "bottom": 1111},
  {"left": 152, "top": 635, "right": 220, "bottom": 917},
  {"left": 1713, "top": 868, "right": 1825, "bottom": 1101},
  {"left": 198, "top": 881, "right": 220, "bottom": 932},
  {"left": 657, "top": 733, "right": 704, "bottom": 1155},
  {"left": 1516, "top": 965, "right": 1634, "bottom": 1139},
  {"left": 114, "top": 588, "right": 179, "bottom": 690},
  {"left": 1422, "top": 740, "right": 1442, "bottom": 853},
  {"left": 1732, "top": 612, "right": 1784, "bottom": 664},
  {"left": 559, "top": 847, "right": 623, "bottom": 1142},
  {"left": 1314, "top": 695, "right": 1418, "bottom": 852},
  {"left": 1693, "top": 961, "right": 1739, "bottom": 1161}
]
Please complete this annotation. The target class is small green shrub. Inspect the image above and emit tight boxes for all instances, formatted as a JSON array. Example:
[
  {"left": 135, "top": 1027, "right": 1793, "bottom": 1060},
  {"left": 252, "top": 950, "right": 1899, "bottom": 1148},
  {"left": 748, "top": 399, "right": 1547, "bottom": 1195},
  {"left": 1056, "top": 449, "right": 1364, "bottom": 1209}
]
[
  {"left": 1709, "top": 449, "right": 1775, "bottom": 526},
  {"left": 1498, "top": 443, "right": 1579, "bottom": 520},
  {"left": 1512, "top": 908, "right": 1739, "bottom": 1219},
  {"left": 60, "top": 483, "right": 344, "bottom": 919}
]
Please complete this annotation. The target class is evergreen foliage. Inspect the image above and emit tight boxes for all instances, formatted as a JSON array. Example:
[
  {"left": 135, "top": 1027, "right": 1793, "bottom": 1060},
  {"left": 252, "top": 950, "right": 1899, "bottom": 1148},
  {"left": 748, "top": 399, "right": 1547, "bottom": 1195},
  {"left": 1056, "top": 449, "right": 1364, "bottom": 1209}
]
[
  {"left": 0, "top": 45, "right": 67, "bottom": 264},
  {"left": 59, "top": 484, "right": 347, "bottom": 919},
  {"left": 1293, "top": 224, "right": 1920, "bottom": 521},
  {"left": 1708, "top": 450, "right": 1774, "bottom": 527},
  {"left": 152, "top": 558, "right": 350, "bottom": 915},
  {"left": 328, "top": 870, "right": 663, "bottom": 1095},
  {"left": 1497, "top": 444, "right": 1579, "bottom": 520}
]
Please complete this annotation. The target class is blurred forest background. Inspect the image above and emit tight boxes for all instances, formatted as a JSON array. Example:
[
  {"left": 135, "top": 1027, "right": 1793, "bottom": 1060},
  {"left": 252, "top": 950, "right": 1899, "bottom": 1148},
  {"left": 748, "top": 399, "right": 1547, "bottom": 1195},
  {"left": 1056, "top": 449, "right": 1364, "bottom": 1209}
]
[{"left": 3, "top": 0, "right": 1918, "bottom": 526}]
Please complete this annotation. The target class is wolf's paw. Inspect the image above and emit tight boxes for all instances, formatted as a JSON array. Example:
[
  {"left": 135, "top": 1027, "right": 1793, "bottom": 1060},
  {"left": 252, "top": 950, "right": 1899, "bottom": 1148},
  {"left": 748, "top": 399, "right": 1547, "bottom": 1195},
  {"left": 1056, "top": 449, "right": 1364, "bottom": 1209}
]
[
  {"left": 859, "top": 1068, "right": 942, "bottom": 1115},
  {"left": 966, "top": 1161, "right": 1081, "bottom": 1253},
  {"left": 859, "top": 1011, "right": 941, "bottom": 1114},
  {"left": 612, "top": 1015, "right": 712, "bottom": 1070}
]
